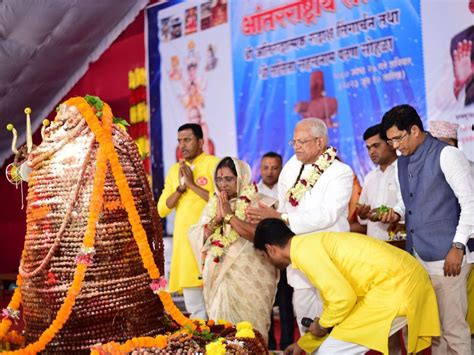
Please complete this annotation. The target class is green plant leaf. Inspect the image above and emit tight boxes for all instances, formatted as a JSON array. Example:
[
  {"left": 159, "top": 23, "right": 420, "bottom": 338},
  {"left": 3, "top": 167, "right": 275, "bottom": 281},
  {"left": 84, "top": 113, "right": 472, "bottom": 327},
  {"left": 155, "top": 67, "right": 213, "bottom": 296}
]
[{"left": 113, "top": 117, "right": 130, "bottom": 127}]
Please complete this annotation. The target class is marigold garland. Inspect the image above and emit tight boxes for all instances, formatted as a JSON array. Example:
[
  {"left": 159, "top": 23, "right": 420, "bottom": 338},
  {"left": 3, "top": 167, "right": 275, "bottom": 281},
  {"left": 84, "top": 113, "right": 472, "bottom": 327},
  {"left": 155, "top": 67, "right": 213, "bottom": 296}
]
[
  {"left": 68, "top": 97, "right": 194, "bottom": 329},
  {"left": 1, "top": 99, "right": 110, "bottom": 354},
  {"left": 207, "top": 184, "right": 257, "bottom": 262},
  {"left": 15, "top": 108, "right": 108, "bottom": 354},
  {"left": 158, "top": 291, "right": 194, "bottom": 329},
  {"left": 88, "top": 318, "right": 262, "bottom": 354},
  {"left": 74, "top": 97, "right": 160, "bottom": 279},
  {"left": 286, "top": 146, "right": 337, "bottom": 206},
  {"left": 90, "top": 335, "right": 167, "bottom": 355},
  {"left": 0, "top": 275, "right": 22, "bottom": 339},
  {"left": 2, "top": 96, "right": 196, "bottom": 353},
  {"left": 1, "top": 330, "right": 25, "bottom": 347}
]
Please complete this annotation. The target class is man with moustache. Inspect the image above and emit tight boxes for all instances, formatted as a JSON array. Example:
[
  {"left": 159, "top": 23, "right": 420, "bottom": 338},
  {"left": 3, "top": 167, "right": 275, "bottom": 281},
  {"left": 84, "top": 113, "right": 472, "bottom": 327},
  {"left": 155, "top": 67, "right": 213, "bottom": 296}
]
[
  {"left": 380, "top": 104, "right": 474, "bottom": 354},
  {"left": 357, "top": 124, "right": 399, "bottom": 241},
  {"left": 257, "top": 152, "right": 282, "bottom": 200},
  {"left": 158, "top": 123, "right": 218, "bottom": 319},
  {"left": 247, "top": 118, "right": 354, "bottom": 337}
]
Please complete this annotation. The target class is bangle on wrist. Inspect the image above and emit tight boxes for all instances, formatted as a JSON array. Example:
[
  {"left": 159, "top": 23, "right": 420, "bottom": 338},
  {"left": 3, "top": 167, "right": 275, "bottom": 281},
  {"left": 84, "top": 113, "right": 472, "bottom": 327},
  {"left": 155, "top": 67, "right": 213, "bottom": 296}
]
[
  {"left": 207, "top": 218, "right": 215, "bottom": 229},
  {"left": 176, "top": 186, "right": 185, "bottom": 193}
]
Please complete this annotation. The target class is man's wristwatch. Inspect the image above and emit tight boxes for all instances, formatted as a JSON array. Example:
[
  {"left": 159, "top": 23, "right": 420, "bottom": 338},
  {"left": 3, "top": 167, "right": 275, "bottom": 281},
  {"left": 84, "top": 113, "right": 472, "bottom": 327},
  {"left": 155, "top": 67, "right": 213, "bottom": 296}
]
[
  {"left": 452, "top": 242, "right": 465, "bottom": 250},
  {"left": 224, "top": 213, "right": 234, "bottom": 223},
  {"left": 281, "top": 213, "right": 289, "bottom": 225}
]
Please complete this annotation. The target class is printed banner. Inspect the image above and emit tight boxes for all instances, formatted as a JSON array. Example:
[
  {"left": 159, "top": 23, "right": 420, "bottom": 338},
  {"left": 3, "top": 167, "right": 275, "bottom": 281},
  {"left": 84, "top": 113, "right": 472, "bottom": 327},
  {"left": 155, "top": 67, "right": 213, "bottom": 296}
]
[
  {"left": 422, "top": 0, "right": 474, "bottom": 161},
  {"left": 147, "top": 0, "right": 473, "bottom": 215},
  {"left": 147, "top": 0, "right": 238, "bottom": 204},
  {"left": 231, "top": 0, "right": 425, "bottom": 179}
]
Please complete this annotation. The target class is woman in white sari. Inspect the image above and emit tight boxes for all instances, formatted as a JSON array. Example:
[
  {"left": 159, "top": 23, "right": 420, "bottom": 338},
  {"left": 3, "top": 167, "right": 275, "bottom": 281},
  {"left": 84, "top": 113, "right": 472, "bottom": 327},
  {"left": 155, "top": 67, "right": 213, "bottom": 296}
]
[{"left": 189, "top": 157, "right": 277, "bottom": 340}]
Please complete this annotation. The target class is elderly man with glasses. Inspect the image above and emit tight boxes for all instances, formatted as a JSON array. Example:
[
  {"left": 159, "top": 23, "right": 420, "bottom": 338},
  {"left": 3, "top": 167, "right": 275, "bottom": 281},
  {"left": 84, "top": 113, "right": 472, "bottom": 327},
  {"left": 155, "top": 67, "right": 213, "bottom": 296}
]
[
  {"left": 247, "top": 118, "right": 354, "bottom": 342},
  {"left": 380, "top": 104, "right": 474, "bottom": 355}
]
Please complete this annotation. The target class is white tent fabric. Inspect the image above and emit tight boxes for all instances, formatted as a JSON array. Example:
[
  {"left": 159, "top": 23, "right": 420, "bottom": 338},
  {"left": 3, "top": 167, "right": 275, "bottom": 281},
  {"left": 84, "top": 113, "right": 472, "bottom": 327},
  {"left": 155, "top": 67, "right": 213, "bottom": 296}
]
[{"left": 0, "top": 0, "right": 149, "bottom": 165}]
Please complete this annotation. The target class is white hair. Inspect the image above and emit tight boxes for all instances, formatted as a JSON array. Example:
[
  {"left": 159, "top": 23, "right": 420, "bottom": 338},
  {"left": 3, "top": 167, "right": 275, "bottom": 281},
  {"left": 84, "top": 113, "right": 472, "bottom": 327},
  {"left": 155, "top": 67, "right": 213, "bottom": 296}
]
[{"left": 296, "top": 118, "right": 328, "bottom": 143}]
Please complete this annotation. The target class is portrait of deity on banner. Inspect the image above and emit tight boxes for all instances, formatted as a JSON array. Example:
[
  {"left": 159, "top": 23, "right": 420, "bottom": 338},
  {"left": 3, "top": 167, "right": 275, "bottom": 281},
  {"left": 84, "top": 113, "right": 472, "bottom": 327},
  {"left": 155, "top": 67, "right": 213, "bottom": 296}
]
[{"left": 175, "top": 40, "right": 216, "bottom": 160}]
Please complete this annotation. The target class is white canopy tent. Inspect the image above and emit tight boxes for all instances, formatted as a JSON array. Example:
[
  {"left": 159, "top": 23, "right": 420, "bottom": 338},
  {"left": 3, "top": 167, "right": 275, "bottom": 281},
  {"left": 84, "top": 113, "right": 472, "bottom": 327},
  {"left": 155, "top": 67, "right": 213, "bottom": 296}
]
[{"left": 0, "top": 0, "right": 149, "bottom": 165}]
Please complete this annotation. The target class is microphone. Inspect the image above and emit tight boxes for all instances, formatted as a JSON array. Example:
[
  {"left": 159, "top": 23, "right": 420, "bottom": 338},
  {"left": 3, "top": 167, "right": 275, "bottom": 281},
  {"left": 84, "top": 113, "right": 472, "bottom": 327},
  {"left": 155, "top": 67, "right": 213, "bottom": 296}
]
[{"left": 301, "top": 317, "right": 313, "bottom": 328}]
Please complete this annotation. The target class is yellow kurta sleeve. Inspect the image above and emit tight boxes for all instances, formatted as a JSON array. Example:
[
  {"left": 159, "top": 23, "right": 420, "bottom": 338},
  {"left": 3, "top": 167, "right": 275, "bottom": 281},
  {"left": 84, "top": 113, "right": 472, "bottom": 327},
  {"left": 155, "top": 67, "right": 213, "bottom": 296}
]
[
  {"left": 297, "top": 332, "right": 329, "bottom": 353},
  {"left": 291, "top": 236, "right": 357, "bottom": 328},
  {"left": 157, "top": 164, "right": 177, "bottom": 218}
]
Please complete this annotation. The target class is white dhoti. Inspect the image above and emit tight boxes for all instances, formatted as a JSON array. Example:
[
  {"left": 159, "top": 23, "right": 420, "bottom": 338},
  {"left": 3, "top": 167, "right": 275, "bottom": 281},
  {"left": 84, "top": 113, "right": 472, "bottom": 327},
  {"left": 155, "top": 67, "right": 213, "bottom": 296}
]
[
  {"left": 316, "top": 317, "right": 407, "bottom": 354},
  {"left": 293, "top": 287, "right": 323, "bottom": 335},
  {"left": 182, "top": 286, "right": 207, "bottom": 320}
]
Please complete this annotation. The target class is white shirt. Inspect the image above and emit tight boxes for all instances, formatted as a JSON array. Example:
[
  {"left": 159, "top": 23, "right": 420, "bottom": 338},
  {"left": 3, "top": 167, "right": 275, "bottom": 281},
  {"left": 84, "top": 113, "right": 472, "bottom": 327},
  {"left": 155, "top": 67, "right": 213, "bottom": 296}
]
[
  {"left": 470, "top": 160, "right": 474, "bottom": 182},
  {"left": 278, "top": 155, "right": 354, "bottom": 288},
  {"left": 358, "top": 161, "right": 398, "bottom": 241},
  {"left": 257, "top": 181, "right": 278, "bottom": 200},
  {"left": 393, "top": 146, "right": 474, "bottom": 272}
]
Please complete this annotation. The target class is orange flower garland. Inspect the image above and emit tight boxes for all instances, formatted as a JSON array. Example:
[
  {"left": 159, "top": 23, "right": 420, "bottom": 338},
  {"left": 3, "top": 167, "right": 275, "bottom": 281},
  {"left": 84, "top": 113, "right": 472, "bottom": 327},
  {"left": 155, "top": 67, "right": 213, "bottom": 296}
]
[
  {"left": 3, "top": 96, "right": 194, "bottom": 354},
  {"left": 0, "top": 275, "right": 22, "bottom": 339},
  {"left": 67, "top": 97, "right": 194, "bottom": 329},
  {"left": 158, "top": 291, "right": 194, "bottom": 329},
  {"left": 69, "top": 97, "right": 160, "bottom": 280},
  {"left": 90, "top": 335, "right": 168, "bottom": 355},
  {"left": 1, "top": 102, "right": 111, "bottom": 354},
  {"left": 2, "top": 330, "right": 25, "bottom": 347}
]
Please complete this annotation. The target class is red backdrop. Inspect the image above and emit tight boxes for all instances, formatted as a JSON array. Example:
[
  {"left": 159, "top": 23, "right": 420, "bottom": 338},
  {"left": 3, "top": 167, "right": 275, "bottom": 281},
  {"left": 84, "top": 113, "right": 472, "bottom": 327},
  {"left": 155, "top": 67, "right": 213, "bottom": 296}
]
[{"left": 0, "top": 9, "right": 149, "bottom": 274}]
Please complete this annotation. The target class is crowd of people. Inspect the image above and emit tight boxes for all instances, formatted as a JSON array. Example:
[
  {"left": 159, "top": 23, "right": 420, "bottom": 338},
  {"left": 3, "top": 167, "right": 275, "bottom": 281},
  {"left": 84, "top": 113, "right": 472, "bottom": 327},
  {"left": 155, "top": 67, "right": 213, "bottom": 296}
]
[{"left": 157, "top": 104, "right": 474, "bottom": 354}]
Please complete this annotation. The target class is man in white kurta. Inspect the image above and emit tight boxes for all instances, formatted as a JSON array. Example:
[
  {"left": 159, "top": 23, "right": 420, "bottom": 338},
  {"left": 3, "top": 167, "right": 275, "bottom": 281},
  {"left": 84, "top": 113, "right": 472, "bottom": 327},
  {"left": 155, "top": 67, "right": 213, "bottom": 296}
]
[
  {"left": 247, "top": 118, "right": 354, "bottom": 334},
  {"left": 357, "top": 124, "right": 398, "bottom": 241}
]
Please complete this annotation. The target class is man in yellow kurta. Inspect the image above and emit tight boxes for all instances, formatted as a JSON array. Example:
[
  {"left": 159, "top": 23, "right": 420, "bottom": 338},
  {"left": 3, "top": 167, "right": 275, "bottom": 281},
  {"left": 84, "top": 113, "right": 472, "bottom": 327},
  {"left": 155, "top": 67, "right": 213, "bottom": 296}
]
[
  {"left": 158, "top": 123, "right": 218, "bottom": 319},
  {"left": 254, "top": 218, "right": 440, "bottom": 354}
]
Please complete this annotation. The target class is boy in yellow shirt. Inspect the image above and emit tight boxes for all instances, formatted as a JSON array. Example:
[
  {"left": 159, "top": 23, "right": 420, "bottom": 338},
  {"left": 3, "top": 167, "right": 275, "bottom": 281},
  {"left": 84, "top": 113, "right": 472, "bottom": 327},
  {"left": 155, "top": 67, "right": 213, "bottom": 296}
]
[{"left": 254, "top": 218, "right": 440, "bottom": 354}]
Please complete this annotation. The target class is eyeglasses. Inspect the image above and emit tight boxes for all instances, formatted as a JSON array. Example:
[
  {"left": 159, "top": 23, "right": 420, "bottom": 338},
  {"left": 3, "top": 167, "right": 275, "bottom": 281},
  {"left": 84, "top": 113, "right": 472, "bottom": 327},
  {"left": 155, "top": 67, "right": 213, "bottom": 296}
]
[
  {"left": 387, "top": 132, "right": 409, "bottom": 146},
  {"left": 215, "top": 176, "right": 236, "bottom": 184},
  {"left": 288, "top": 138, "right": 318, "bottom": 147}
]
